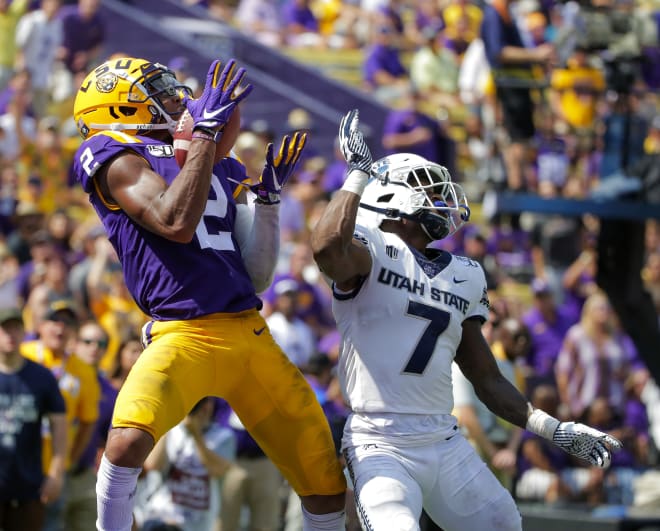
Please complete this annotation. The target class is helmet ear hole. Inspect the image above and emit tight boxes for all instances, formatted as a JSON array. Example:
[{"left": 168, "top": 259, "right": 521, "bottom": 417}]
[
  {"left": 119, "top": 106, "right": 137, "bottom": 117},
  {"left": 377, "top": 193, "right": 395, "bottom": 203}
]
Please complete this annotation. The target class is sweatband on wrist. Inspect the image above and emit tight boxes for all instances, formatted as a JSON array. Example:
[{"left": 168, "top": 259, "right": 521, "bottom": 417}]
[
  {"left": 526, "top": 406, "right": 560, "bottom": 441},
  {"left": 341, "top": 169, "right": 369, "bottom": 196},
  {"left": 193, "top": 124, "right": 219, "bottom": 140},
  {"left": 192, "top": 130, "right": 216, "bottom": 142}
]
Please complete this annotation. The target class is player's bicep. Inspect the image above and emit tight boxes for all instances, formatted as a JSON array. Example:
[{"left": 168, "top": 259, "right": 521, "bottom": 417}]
[
  {"left": 103, "top": 153, "right": 175, "bottom": 235},
  {"left": 329, "top": 237, "right": 372, "bottom": 291}
]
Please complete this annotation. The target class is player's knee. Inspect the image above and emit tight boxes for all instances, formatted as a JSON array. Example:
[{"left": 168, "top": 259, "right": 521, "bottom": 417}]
[
  {"left": 105, "top": 427, "right": 155, "bottom": 468},
  {"left": 300, "top": 492, "right": 346, "bottom": 514}
]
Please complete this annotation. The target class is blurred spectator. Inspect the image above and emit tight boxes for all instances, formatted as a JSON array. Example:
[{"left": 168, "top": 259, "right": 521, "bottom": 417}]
[
  {"left": 481, "top": 0, "right": 554, "bottom": 191},
  {"left": 216, "top": 402, "right": 282, "bottom": 531},
  {"left": 282, "top": 0, "right": 323, "bottom": 48},
  {"left": 362, "top": 9, "right": 409, "bottom": 103},
  {"left": 321, "top": 137, "right": 348, "bottom": 194},
  {"left": 15, "top": 0, "right": 64, "bottom": 118},
  {"left": 0, "top": 244, "right": 19, "bottom": 310},
  {"left": 20, "top": 299, "right": 100, "bottom": 531},
  {"left": 262, "top": 241, "right": 333, "bottom": 337},
  {"left": 549, "top": 46, "right": 605, "bottom": 132},
  {"left": 24, "top": 253, "right": 72, "bottom": 335},
  {"left": 266, "top": 278, "right": 317, "bottom": 368},
  {"left": 0, "top": 88, "right": 36, "bottom": 161},
  {"left": 85, "top": 235, "right": 145, "bottom": 373},
  {"left": 57, "top": 0, "right": 105, "bottom": 100},
  {"left": 108, "top": 334, "right": 142, "bottom": 391},
  {"left": 522, "top": 277, "right": 577, "bottom": 392},
  {"left": 443, "top": 0, "right": 483, "bottom": 48},
  {"left": 234, "top": 0, "right": 283, "bottom": 47},
  {"left": 409, "top": 24, "right": 461, "bottom": 113},
  {"left": 561, "top": 227, "right": 599, "bottom": 322},
  {"left": 533, "top": 111, "right": 570, "bottom": 197},
  {"left": 6, "top": 202, "right": 44, "bottom": 265},
  {"left": 142, "top": 397, "right": 235, "bottom": 531},
  {"left": 381, "top": 88, "right": 454, "bottom": 171},
  {"left": 408, "top": 0, "right": 445, "bottom": 48},
  {"left": 555, "top": 290, "right": 646, "bottom": 420},
  {"left": 515, "top": 384, "right": 605, "bottom": 504},
  {"left": 583, "top": 396, "right": 646, "bottom": 505},
  {"left": 0, "top": 307, "right": 66, "bottom": 531},
  {"left": 66, "top": 321, "right": 116, "bottom": 531},
  {"left": 641, "top": 249, "right": 660, "bottom": 319},
  {"left": 0, "top": 0, "right": 30, "bottom": 91}
]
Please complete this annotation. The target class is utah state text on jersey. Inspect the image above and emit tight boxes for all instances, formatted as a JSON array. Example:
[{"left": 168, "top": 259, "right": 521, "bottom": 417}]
[{"left": 377, "top": 267, "right": 469, "bottom": 314}]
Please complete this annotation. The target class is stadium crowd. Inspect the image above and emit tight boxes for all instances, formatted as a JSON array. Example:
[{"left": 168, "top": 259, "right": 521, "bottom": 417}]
[{"left": 0, "top": 0, "right": 659, "bottom": 530}]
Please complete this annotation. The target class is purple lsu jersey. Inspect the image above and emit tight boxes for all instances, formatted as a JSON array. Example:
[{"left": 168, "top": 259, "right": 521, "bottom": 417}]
[{"left": 73, "top": 131, "right": 261, "bottom": 320}]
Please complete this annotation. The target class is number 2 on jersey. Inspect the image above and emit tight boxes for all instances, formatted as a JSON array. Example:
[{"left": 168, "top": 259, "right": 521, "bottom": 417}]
[{"left": 402, "top": 301, "right": 450, "bottom": 374}]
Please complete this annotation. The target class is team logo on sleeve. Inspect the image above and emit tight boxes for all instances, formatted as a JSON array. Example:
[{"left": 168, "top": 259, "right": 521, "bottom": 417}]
[
  {"left": 385, "top": 245, "right": 399, "bottom": 260},
  {"left": 479, "top": 286, "right": 490, "bottom": 309}
]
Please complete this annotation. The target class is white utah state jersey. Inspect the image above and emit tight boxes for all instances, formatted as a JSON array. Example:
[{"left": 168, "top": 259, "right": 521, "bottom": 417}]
[{"left": 333, "top": 222, "right": 490, "bottom": 416}]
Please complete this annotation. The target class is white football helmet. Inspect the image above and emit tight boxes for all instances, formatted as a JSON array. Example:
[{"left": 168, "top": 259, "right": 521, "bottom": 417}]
[{"left": 358, "top": 153, "right": 470, "bottom": 240}]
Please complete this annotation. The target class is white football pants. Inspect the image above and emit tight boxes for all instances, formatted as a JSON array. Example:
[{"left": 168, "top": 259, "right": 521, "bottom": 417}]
[{"left": 344, "top": 433, "right": 522, "bottom": 531}]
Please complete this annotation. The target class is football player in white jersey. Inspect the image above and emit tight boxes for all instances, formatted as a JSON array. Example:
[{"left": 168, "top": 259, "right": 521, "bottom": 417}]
[{"left": 310, "top": 109, "right": 623, "bottom": 531}]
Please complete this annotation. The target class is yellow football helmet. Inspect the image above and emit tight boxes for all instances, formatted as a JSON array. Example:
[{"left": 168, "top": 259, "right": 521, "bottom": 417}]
[{"left": 73, "top": 57, "right": 192, "bottom": 139}]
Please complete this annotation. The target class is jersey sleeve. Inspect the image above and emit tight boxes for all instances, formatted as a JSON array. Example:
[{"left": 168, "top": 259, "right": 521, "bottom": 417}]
[
  {"left": 463, "top": 259, "right": 490, "bottom": 323},
  {"left": 73, "top": 132, "right": 146, "bottom": 193}
]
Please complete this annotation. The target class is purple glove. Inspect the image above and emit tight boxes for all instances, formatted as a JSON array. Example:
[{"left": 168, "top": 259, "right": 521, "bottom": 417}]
[
  {"left": 251, "top": 132, "right": 307, "bottom": 205},
  {"left": 185, "top": 59, "right": 253, "bottom": 133}
]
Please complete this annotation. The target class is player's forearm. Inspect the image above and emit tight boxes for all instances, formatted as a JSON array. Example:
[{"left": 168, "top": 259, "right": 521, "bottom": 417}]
[
  {"left": 160, "top": 138, "right": 216, "bottom": 237},
  {"left": 235, "top": 203, "right": 280, "bottom": 293},
  {"left": 475, "top": 375, "right": 529, "bottom": 430},
  {"left": 311, "top": 189, "right": 361, "bottom": 273}
]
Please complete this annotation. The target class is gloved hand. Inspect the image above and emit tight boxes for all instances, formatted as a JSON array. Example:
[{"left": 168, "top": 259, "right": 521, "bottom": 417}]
[
  {"left": 185, "top": 59, "right": 253, "bottom": 134},
  {"left": 338, "top": 109, "right": 372, "bottom": 175},
  {"left": 552, "top": 422, "right": 623, "bottom": 468},
  {"left": 251, "top": 132, "right": 307, "bottom": 205}
]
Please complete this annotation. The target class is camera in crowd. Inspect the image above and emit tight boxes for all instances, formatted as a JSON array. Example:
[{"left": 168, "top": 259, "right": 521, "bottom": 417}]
[{"left": 555, "top": 0, "right": 656, "bottom": 92}]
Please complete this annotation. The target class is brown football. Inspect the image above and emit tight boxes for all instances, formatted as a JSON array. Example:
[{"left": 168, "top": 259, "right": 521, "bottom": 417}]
[{"left": 172, "top": 106, "right": 241, "bottom": 167}]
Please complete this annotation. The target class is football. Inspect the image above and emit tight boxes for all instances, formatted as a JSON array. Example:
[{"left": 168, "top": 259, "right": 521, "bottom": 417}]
[{"left": 172, "top": 106, "right": 241, "bottom": 167}]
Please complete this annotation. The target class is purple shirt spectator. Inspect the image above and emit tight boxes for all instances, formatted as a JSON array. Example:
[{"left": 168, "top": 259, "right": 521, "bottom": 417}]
[
  {"left": 76, "top": 374, "right": 117, "bottom": 470},
  {"left": 516, "top": 430, "right": 571, "bottom": 477},
  {"left": 382, "top": 109, "right": 442, "bottom": 162},
  {"left": 281, "top": 0, "right": 318, "bottom": 32},
  {"left": 363, "top": 43, "right": 407, "bottom": 89},
  {"left": 323, "top": 160, "right": 347, "bottom": 194},
  {"left": 59, "top": 3, "right": 105, "bottom": 74}
]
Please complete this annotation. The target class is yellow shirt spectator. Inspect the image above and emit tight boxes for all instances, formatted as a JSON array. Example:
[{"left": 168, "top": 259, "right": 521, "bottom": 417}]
[
  {"left": 21, "top": 339, "right": 100, "bottom": 471},
  {"left": 443, "top": 1, "right": 482, "bottom": 44},
  {"left": 0, "top": 0, "right": 29, "bottom": 71},
  {"left": 551, "top": 63, "right": 605, "bottom": 129}
]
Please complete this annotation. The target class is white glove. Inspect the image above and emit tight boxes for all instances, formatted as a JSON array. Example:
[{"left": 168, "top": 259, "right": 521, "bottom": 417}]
[
  {"left": 527, "top": 409, "right": 623, "bottom": 468},
  {"left": 338, "top": 109, "right": 373, "bottom": 175}
]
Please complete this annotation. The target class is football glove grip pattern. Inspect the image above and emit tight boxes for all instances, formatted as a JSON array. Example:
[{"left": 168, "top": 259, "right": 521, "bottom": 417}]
[
  {"left": 527, "top": 408, "right": 622, "bottom": 468},
  {"left": 552, "top": 422, "right": 622, "bottom": 468},
  {"left": 339, "top": 109, "right": 372, "bottom": 175},
  {"left": 185, "top": 59, "right": 253, "bottom": 133},
  {"left": 252, "top": 132, "right": 307, "bottom": 205}
]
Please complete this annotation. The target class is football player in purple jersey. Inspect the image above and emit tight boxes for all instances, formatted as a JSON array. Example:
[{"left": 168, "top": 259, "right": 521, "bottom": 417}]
[
  {"left": 310, "top": 109, "right": 623, "bottom": 531},
  {"left": 72, "top": 57, "right": 346, "bottom": 531}
]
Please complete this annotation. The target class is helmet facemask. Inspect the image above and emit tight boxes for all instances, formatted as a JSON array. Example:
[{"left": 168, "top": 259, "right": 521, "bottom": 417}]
[{"left": 359, "top": 154, "right": 470, "bottom": 241}]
